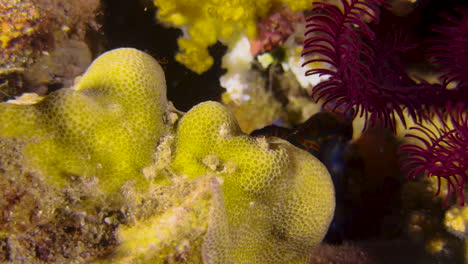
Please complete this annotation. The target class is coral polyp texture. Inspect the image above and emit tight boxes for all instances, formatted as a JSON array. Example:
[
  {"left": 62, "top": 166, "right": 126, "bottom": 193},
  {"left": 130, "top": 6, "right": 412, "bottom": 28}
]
[
  {"left": 174, "top": 101, "right": 335, "bottom": 263},
  {"left": 0, "top": 48, "right": 168, "bottom": 193},
  {"left": 152, "top": 0, "right": 314, "bottom": 74},
  {"left": 0, "top": 48, "right": 335, "bottom": 263}
]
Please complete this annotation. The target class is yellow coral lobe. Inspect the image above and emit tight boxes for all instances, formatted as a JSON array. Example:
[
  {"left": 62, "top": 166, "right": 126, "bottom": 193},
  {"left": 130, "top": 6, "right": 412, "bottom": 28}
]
[
  {"left": 0, "top": 48, "right": 334, "bottom": 263},
  {"left": 173, "top": 101, "right": 335, "bottom": 263},
  {"left": 0, "top": 48, "right": 169, "bottom": 193}
]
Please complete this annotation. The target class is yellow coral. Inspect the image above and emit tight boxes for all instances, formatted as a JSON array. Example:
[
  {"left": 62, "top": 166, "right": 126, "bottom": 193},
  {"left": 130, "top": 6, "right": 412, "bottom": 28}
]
[
  {"left": 0, "top": 48, "right": 169, "bottom": 193},
  {"left": 0, "top": 48, "right": 335, "bottom": 262},
  {"left": 173, "top": 101, "right": 335, "bottom": 263},
  {"left": 114, "top": 176, "right": 213, "bottom": 263},
  {"left": 153, "top": 0, "right": 314, "bottom": 73}
]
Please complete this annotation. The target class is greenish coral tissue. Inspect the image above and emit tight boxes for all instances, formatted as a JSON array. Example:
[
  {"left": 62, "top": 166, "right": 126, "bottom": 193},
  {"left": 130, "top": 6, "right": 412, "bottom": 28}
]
[
  {"left": 0, "top": 48, "right": 168, "bottom": 193},
  {"left": 0, "top": 48, "right": 335, "bottom": 263},
  {"left": 174, "top": 101, "right": 335, "bottom": 263}
]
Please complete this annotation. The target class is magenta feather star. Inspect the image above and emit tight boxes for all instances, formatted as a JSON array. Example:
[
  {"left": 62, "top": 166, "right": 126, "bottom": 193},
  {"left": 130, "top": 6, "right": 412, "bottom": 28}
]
[
  {"left": 399, "top": 9, "right": 468, "bottom": 205},
  {"left": 301, "top": 0, "right": 446, "bottom": 131},
  {"left": 400, "top": 103, "right": 468, "bottom": 205},
  {"left": 302, "top": 0, "right": 468, "bottom": 205},
  {"left": 302, "top": 0, "right": 400, "bottom": 130},
  {"left": 429, "top": 9, "right": 468, "bottom": 91}
]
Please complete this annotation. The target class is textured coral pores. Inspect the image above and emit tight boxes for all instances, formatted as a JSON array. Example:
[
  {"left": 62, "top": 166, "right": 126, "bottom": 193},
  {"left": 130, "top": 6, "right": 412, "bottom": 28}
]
[
  {"left": 172, "top": 101, "right": 289, "bottom": 194},
  {"left": 0, "top": 48, "right": 335, "bottom": 263},
  {"left": 0, "top": 48, "right": 168, "bottom": 192},
  {"left": 173, "top": 101, "right": 335, "bottom": 263}
]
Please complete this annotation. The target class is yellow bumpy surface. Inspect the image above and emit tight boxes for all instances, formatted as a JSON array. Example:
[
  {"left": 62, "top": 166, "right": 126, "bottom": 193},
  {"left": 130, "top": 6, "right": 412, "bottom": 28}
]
[
  {"left": 0, "top": 48, "right": 168, "bottom": 193},
  {"left": 173, "top": 101, "right": 335, "bottom": 263},
  {"left": 0, "top": 47, "right": 334, "bottom": 263}
]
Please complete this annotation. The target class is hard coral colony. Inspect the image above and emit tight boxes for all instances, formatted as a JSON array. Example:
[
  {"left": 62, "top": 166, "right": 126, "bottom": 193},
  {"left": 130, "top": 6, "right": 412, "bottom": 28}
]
[
  {"left": 0, "top": 48, "right": 335, "bottom": 263},
  {"left": 0, "top": 0, "right": 468, "bottom": 262}
]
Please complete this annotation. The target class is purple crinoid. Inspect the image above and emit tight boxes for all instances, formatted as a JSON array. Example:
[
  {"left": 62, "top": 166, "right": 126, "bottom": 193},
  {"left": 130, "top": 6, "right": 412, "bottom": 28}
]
[
  {"left": 429, "top": 9, "right": 468, "bottom": 90},
  {"left": 400, "top": 103, "right": 468, "bottom": 205},
  {"left": 301, "top": 0, "right": 446, "bottom": 131},
  {"left": 301, "top": 0, "right": 397, "bottom": 130}
]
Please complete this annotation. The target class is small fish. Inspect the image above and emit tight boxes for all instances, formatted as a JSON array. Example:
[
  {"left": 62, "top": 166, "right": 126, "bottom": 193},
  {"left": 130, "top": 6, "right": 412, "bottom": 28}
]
[
  {"left": 251, "top": 108, "right": 353, "bottom": 159},
  {"left": 288, "top": 111, "right": 352, "bottom": 156},
  {"left": 250, "top": 124, "right": 291, "bottom": 139}
]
